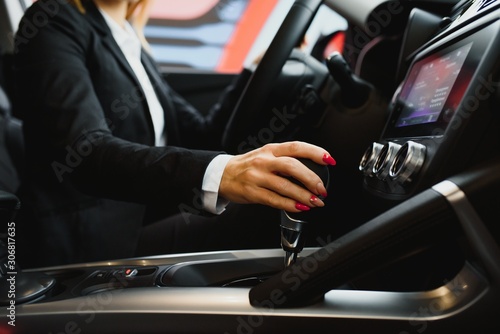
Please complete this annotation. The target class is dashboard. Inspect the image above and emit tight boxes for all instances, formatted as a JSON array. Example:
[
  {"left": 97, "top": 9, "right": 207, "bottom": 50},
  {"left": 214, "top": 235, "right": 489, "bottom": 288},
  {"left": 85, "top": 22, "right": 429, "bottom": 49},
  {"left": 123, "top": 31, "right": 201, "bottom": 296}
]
[{"left": 360, "top": 0, "right": 500, "bottom": 202}]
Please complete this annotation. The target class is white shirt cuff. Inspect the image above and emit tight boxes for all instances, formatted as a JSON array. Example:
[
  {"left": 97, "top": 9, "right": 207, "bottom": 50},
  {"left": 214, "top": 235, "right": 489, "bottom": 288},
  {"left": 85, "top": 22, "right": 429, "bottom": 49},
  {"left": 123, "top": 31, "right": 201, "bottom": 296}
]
[{"left": 202, "top": 154, "right": 234, "bottom": 215}]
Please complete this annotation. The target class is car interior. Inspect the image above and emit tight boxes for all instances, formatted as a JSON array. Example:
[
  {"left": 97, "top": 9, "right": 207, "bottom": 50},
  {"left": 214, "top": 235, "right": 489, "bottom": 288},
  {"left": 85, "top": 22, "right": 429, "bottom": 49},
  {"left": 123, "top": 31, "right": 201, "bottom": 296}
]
[{"left": 1, "top": 0, "right": 500, "bottom": 332}]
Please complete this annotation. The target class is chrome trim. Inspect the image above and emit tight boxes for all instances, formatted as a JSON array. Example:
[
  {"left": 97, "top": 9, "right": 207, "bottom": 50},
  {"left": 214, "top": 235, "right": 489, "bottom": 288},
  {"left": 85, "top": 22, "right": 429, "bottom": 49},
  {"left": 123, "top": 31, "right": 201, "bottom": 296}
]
[
  {"left": 359, "top": 142, "right": 384, "bottom": 176},
  {"left": 281, "top": 212, "right": 308, "bottom": 266},
  {"left": 281, "top": 211, "right": 306, "bottom": 250},
  {"left": 373, "top": 141, "right": 401, "bottom": 180},
  {"left": 24, "top": 249, "right": 297, "bottom": 273},
  {"left": 389, "top": 140, "right": 426, "bottom": 183},
  {"left": 432, "top": 180, "right": 500, "bottom": 281}
]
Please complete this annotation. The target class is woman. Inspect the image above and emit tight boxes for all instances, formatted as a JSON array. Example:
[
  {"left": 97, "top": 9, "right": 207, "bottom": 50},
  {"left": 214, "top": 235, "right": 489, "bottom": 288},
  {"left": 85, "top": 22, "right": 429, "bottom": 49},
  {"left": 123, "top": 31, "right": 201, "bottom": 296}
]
[{"left": 13, "top": 0, "right": 336, "bottom": 267}]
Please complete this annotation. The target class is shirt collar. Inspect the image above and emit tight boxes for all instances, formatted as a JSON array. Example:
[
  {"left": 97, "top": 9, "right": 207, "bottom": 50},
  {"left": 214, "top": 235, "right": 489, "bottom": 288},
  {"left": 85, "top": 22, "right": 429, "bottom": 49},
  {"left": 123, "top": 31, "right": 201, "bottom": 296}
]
[{"left": 97, "top": 7, "right": 142, "bottom": 59}]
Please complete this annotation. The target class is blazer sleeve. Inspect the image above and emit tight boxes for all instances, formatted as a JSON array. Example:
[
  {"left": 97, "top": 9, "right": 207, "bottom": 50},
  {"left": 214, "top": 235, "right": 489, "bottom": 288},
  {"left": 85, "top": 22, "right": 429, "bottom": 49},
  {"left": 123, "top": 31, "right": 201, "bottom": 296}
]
[{"left": 13, "top": 2, "right": 222, "bottom": 207}]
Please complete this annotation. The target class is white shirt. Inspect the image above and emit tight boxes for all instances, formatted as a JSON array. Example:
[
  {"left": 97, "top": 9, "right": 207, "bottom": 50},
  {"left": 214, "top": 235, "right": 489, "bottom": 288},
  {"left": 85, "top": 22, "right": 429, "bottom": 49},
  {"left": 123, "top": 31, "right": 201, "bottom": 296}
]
[{"left": 99, "top": 9, "right": 230, "bottom": 214}]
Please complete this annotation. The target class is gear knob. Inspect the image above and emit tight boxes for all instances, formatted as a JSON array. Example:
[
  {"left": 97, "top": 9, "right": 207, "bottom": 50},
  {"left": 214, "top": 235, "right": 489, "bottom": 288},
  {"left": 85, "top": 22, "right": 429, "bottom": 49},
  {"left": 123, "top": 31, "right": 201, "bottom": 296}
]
[{"left": 281, "top": 159, "right": 330, "bottom": 266}]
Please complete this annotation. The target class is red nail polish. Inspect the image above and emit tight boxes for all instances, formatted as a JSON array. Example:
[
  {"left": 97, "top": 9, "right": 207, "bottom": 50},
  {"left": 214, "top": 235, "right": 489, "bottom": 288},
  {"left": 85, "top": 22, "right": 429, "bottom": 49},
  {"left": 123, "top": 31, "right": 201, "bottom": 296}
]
[
  {"left": 322, "top": 153, "right": 336, "bottom": 166},
  {"left": 310, "top": 195, "right": 319, "bottom": 203},
  {"left": 295, "top": 202, "right": 310, "bottom": 211}
]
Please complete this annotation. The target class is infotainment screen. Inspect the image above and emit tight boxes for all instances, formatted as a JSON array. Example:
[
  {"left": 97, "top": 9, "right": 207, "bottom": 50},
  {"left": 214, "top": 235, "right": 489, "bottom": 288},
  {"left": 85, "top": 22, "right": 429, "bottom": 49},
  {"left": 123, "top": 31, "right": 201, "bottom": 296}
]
[
  {"left": 394, "top": 42, "right": 473, "bottom": 127},
  {"left": 382, "top": 23, "right": 496, "bottom": 139},
  {"left": 379, "top": 21, "right": 499, "bottom": 139}
]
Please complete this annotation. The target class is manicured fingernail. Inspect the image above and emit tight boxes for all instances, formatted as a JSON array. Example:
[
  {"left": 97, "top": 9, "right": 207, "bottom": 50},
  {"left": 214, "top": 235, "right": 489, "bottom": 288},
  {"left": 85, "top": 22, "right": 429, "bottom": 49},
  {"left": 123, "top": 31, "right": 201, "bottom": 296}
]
[
  {"left": 310, "top": 195, "right": 324, "bottom": 207},
  {"left": 295, "top": 202, "right": 310, "bottom": 211},
  {"left": 316, "top": 183, "right": 328, "bottom": 199},
  {"left": 322, "top": 153, "right": 336, "bottom": 166}
]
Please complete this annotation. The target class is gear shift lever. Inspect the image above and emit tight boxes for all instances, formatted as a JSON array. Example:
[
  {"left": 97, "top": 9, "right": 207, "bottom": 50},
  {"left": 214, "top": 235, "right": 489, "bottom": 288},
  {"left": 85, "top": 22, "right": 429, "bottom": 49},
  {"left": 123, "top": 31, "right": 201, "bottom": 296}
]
[
  {"left": 281, "top": 211, "right": 307, "bottom": 267},
  {"left": 281, "top": 159, "right": 330, "bottom": 266}
]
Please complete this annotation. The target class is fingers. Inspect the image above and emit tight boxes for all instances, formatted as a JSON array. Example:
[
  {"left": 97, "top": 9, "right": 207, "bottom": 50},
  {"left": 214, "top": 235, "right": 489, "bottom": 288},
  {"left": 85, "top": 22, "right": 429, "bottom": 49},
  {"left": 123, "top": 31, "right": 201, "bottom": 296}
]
[
  {"left": 259, "top": 172, "right": 326, "bottom": 209},
  {"left": 218, "top": 141, "right": 336, "bottom": 212},
  {"left": 268, "top": 156, "right": 328, "bottom": 198},
  {"left": 262, "top": 141, "right": 336, "bottom": 200},
  {"left": 235, "top": 180, "right": 324, "bottom": 213},
  {"left": 263, "top": 141, "right": 337, "bottom": 167},
  {"left": 220, "top": 157, "right": 325, "bottom": 212}
]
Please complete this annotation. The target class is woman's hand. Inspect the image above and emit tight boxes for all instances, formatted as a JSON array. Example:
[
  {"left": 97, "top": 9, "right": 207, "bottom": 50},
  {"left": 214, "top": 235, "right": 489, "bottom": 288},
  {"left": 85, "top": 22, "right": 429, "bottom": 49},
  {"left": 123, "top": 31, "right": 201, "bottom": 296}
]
[{"left": 219, "top": 141, "right": 336, "bottom": 212}]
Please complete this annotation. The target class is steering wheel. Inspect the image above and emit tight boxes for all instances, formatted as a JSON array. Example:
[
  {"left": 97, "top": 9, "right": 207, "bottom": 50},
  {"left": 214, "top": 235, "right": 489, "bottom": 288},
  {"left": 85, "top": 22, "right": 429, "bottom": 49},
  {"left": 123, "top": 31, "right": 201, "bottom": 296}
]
[{"left": 221, "top": 0, "right": 323, "bottom": 154}]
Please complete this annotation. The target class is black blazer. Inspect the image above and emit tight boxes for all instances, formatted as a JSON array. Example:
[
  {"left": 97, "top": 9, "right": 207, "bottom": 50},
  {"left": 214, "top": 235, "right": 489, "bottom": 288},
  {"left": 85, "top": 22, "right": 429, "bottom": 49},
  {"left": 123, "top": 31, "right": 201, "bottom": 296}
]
[{"left": 13, "top": 0, "right": 245, "bottom": 266}]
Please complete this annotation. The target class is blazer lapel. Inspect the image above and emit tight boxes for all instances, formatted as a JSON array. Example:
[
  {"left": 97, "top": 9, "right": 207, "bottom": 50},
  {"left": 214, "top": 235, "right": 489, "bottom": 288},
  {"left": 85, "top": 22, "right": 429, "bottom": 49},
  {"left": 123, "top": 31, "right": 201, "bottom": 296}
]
[
  {"left": 81, "top": 1, "right": 181, "bottom": 146},
  {"left": 83, "top": 1, "right": 158, "bottom": 144},
  {"left": 83, "top": 2, "right": 140, "bottom": 87}
]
